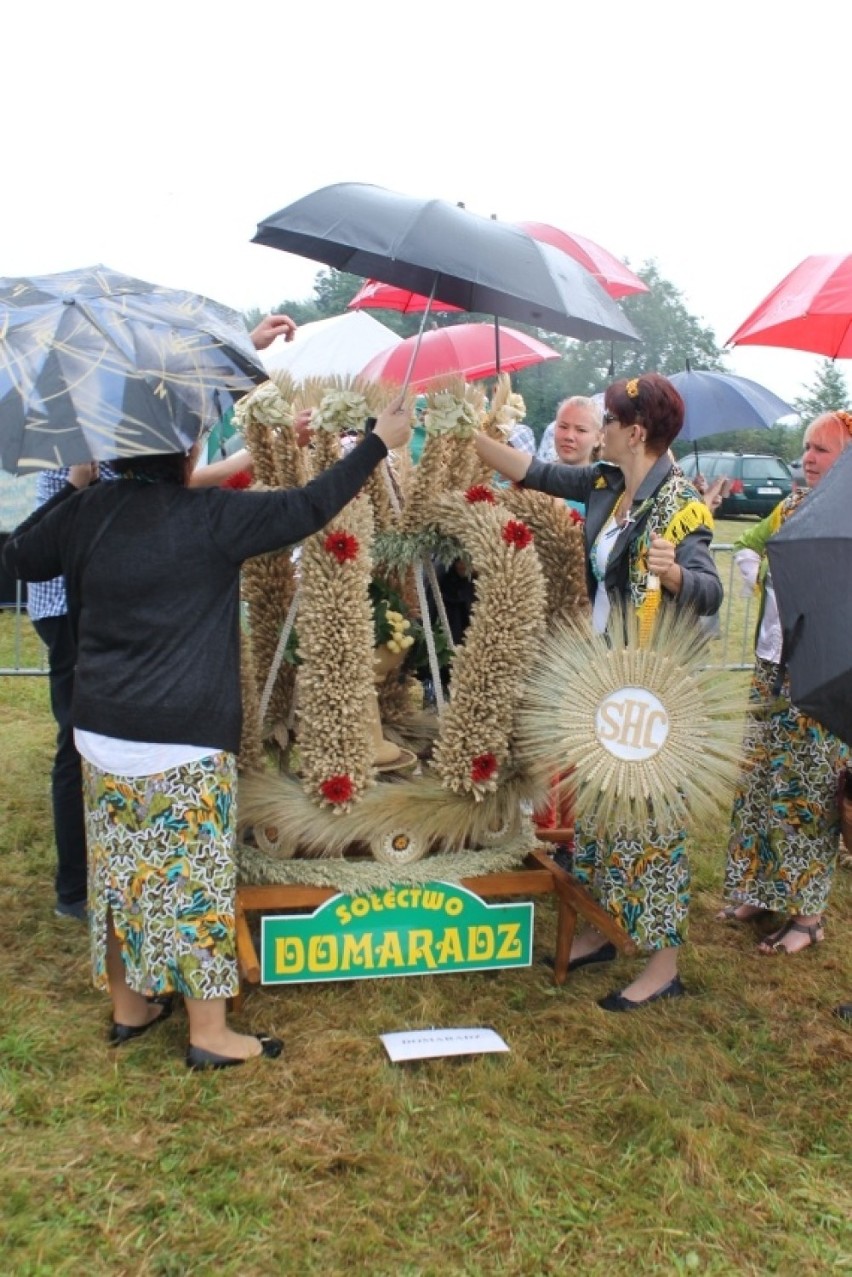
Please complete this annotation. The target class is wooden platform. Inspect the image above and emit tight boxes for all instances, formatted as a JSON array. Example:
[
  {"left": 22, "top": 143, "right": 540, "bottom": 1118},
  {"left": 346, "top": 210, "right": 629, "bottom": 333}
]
[{"left": 233, "top": 846, "right": 637, "bottom": 1002}]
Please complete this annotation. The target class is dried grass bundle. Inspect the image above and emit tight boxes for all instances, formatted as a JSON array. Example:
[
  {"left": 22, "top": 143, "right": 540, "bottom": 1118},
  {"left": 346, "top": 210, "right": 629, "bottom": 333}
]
[
  {"left": 296, "top": 494, "right": 376, "bottom": 815},
  {"left": 429, "top": 493, "right": 546, "bottom": 798},
  {"left": 499, "top": 486, "right": 589, "bottom": 627}
]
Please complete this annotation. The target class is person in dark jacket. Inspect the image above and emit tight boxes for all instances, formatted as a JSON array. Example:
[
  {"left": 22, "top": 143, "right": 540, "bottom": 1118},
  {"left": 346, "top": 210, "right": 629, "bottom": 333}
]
[
  {"left": 475, "top": 373, "right": 722, "bottom": 1011},
  {"left": 3, "top": 399, "right": 411, "bottom": 1069},
  {"left": 23, "top": 314, "right": 298, "bottom": 925}
]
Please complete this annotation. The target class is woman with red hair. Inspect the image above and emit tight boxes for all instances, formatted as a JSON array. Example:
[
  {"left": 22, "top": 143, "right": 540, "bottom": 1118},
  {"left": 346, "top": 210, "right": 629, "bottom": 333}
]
[
  {"left": 475, "top": 373, "right": 722, "bottom": 1010},
  {"left": 718, "top": 410, "right": 852, "bottom": 954}
]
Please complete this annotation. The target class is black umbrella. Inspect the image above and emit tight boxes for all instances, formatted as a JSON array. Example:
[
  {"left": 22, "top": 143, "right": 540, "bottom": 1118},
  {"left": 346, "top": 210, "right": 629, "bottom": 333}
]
[
  {"left": 767, "top": 445, "right": 852, "bottom": 746},
  {"left": 0, "top": 265, "right": 268, "bottom": 474},
  {"left": 252, "top": 183, "right": 641, "bottom": 345}
]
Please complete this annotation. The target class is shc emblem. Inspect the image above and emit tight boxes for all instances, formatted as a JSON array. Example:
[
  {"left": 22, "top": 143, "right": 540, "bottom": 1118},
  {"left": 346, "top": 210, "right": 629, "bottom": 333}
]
[{"left": 595, "top": 686, "right": 669, "bottom": 761}]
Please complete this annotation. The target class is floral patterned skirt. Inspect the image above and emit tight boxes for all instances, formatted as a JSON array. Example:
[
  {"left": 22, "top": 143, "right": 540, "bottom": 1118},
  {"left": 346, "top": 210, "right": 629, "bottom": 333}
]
[
  {"left": 724, "top": 658, "right": 847, "bottom": 916},
  {"left": 573, "top": 819, "right": 690, "bottom": 951},
  {"left": 81, "top": 752, "right": 239, "bottom": 1000}
]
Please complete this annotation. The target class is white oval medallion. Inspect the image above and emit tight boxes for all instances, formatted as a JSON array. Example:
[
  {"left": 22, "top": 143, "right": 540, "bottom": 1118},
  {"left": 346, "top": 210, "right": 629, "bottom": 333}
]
[{"left": 595, "top": 686, "right": 669, "bottom": 761}]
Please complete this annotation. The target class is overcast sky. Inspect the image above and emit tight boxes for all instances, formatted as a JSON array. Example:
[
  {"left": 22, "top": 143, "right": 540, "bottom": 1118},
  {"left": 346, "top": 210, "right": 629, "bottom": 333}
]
[{"left": 5, "top": 0, "right": 851, "bottom": 409}]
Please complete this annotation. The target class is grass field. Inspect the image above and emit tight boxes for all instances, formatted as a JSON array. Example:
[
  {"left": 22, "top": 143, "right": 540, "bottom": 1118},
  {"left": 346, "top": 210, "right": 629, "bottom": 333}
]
[{"left": 1, "top": 533, "right": 851, "bottom": 1276}]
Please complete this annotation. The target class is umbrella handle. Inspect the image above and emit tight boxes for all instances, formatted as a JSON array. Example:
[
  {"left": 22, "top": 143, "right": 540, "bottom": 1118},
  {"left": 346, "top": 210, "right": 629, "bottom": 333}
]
[{"left": 399, "top": 277, "right": 439, "bottom": 395}]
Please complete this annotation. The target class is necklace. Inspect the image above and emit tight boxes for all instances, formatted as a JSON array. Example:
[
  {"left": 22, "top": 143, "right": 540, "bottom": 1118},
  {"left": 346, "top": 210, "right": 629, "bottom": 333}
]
[{"left": 590, "top": 488, "right": 657, "bottom": 583}]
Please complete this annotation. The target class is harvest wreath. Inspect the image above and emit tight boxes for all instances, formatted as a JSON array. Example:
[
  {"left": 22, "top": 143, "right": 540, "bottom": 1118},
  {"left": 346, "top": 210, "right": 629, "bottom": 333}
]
[{"left": 232, "top": 374, "right": 587, "bottom": 887}]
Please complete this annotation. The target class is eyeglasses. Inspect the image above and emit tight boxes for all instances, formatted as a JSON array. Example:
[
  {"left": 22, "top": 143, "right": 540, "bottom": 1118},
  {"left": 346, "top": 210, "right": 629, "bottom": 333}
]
[{"left": 602, "top": 411, "right": 620, "bottom": 426}]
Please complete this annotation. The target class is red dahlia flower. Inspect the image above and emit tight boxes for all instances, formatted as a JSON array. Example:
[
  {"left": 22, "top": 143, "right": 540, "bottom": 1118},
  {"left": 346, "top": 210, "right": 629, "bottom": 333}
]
[
  {"left": 470, "top": 752, "right": 498, "bottom": 783},
  {"left": 502, "top": 519, "right": 534, "bottom": 549},
  {"left": 320, "top": 774, "right": 354, "bottom": 804},
  {"left": 324, "top": 531, "right": 359, "bottom": 563},
  {"left": 464, "top": 485, "right": 496, "bottom": 504}
]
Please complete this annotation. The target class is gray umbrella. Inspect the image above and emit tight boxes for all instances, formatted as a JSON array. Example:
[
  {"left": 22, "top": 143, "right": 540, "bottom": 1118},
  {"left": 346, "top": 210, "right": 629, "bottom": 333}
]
[
  {"left": 0, "top": 265, "right": 268, "bottom": 474},
  {"left": 767, "top": 445, "right": 852, "bottom": 747},
  {"left": 252, "top": 183, "right": 640, "bottom": 345}
]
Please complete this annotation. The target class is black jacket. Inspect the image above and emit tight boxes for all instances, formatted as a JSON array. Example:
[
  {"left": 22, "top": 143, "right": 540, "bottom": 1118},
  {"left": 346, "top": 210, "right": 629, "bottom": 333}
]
[
  {"left": 522, "top": 454, "right": 723, "bottom": 617},
  {"left": 3, "top": 433, "right": 388, "bottom": 753}
]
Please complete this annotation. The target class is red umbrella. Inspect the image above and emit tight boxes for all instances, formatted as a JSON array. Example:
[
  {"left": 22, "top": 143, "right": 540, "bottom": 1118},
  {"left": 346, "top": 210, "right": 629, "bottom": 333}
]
[
  {"left": 727, "top": 255, "right": 852, "bottom": 358},
  {"left": 348, "top": 278, "right": 464, "bottom": 314},
  {"left": 514, "top": 222, "right": 649, "bottom": 299},
  {"left": 359, "top": 322, "right": 560, "bottom": 389}
]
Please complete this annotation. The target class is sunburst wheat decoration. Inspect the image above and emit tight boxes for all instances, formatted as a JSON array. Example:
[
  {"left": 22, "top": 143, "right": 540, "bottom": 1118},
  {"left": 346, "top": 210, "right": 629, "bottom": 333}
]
[{"left": 516, "top": 603, "right": 746, "bottom": 836}]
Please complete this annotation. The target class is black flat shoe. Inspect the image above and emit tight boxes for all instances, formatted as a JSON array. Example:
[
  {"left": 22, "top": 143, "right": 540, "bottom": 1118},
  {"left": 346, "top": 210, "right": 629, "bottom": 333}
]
[
  {"left": 597, "top": 976, "right": 686, "bottom": 1013},
  {"left": 185, "top": 1034, "right": 284, "bottom": 1071},
  {"left": 833, "top": 1004, "right": 852, "bottom": 1022},
  {"left": 542, "top": 942, "right": 617, "bottom": 973},
  {"left": 108, "top": 995, "right": 174, "bottom": 1046}
]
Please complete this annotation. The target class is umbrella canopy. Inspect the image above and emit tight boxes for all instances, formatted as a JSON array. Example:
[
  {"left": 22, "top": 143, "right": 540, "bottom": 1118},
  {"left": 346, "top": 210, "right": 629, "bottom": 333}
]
[
  {"left": 727, "top": 255, "right": 852, "bottom": 358},
  {"left": 514, "top": 221, "right": 649, "bottom": 299},
  {"left": 262, "top": 310, "right": 401, "bottom": 379},
  {"left": 348, "top": 221, "right": 647, "bottom": 312},
  {"left": 359, "top": 323, "right": 560, "bottom": 389},
  {"left": 347, "top": 279, "right": 464, "bottom": 315},
  {"left": 766, "top": 445, "right": 852, "bottom": 745},
  {"left": 252, "top": 183, "right": 640, "bottom": 345},
  {"left": 668, "top": 369, "right": 795, "bottom": 443},
  {"left": 0, "top": 265, "right": 267, "bottom": 474}
]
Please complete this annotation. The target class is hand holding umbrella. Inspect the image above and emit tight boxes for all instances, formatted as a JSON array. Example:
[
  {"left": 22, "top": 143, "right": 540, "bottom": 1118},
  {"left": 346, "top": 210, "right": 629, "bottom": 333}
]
[{"left": 370, "top": 394, "right": 414, "bottom": 453}]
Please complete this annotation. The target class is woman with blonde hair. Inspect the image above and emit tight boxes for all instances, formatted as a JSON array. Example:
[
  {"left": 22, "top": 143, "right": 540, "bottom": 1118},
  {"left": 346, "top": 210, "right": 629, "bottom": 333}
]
[{"left": 717, "top": 410, "right": 852, "bottom": 953}]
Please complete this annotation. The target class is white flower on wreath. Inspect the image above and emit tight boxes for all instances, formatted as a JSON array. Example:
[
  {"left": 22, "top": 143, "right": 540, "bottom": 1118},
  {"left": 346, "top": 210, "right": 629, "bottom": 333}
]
[
  {"left": 312, "top": 389, "right": 371, "bottom": 435},
  {"left": 490, "top": 393, "right": 527, "bottom": 437},
  {"left": 236, "top": 380, "right": 294, "bottom": 429},
  {"left": 424, "top": 392, "right": 480, "bottom": 438}
]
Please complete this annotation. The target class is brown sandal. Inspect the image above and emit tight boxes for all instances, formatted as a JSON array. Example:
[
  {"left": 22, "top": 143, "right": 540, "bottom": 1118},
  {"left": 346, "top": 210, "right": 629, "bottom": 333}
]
[{"left": 757, "top": 916, "right": 824, "bottom": 956}]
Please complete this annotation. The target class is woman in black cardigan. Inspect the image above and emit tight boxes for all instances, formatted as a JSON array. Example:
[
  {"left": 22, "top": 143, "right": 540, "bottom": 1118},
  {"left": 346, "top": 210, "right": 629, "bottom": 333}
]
[{"left": 4, "top": 400, "right": 411, "bottom": 1068}]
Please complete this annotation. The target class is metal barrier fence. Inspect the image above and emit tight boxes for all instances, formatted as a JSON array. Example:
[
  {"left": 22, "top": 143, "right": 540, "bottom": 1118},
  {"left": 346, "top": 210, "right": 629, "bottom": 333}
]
[
  {"left": 0, "top": 581, "right": 47, "bottom": 675},
  {"left": 0, "top": 544, "right": 755, "bottom": 678}
]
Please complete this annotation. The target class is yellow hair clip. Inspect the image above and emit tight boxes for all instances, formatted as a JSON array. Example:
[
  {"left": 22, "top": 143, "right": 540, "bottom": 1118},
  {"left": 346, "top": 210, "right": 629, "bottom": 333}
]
[
  {"left": 626, "top": 378, "right": 640, "bottom": 399},
  {"left": 834, "top": 409, "right": 852, "bottom": 438}
]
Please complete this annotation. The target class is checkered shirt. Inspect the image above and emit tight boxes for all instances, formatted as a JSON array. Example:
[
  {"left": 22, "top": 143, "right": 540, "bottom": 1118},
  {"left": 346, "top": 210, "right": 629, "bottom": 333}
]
[{"left": 25, "top": 466, "right": 117, "bottom": 620}]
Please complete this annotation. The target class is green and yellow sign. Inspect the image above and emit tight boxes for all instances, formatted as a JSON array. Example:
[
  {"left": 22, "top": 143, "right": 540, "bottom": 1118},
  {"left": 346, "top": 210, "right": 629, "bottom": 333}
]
[{"left": 261, "top": 881, "right": 533, "bottom": 985}]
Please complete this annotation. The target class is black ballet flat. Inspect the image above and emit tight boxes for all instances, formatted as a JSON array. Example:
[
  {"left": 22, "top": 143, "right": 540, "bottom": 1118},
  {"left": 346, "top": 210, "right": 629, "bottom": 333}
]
[
  {"left": 185, "top": 1034, "right": 284, "bottom": 1071},
  {"left": 108, "top": 995, "right": 174, "bottom": 1046},
  {"left": 542, "top": 941, "right": 617, "bottom": 973},
  {"left": 597, "top": 976, "right": 686, "bottom": 1013}
]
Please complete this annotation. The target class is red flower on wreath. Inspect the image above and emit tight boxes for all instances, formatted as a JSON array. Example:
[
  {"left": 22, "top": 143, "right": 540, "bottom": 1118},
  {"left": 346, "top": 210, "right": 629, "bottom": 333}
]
[
  {"left": 567, "top": 507, "right": 585, "bottom": 526},
  {"left": 470, "top": 752, "right": 498, "bottom": 784},
  {"left": 324, "top": 530, "right": 359, "bottom": 563},
  {"left": 502, "top": 519, "right": 534, "bottom": 550},
  {"left": 464, "top": 484, "right": 495, "bottom": 504},
  {"left": 223, "top": 469, "right": 253, "bottom": 490},
  {"left": 320, "top": 774, "right": 354, "bottom": 804}
]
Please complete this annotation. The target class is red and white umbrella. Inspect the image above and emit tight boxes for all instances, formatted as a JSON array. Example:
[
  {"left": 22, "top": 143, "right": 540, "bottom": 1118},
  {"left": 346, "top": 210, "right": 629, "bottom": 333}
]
[
  {"left": 514, "top": 222, "right": 648, "bottom": 300},
  {"left": 348, "top": 278, "right": 463, "bottom": 314},
  {"left": 359, "top": 322, "right": 560, "bottom": 389},
  {"left": 727, "top": 254, "right": 852, "bottom": 358}
]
